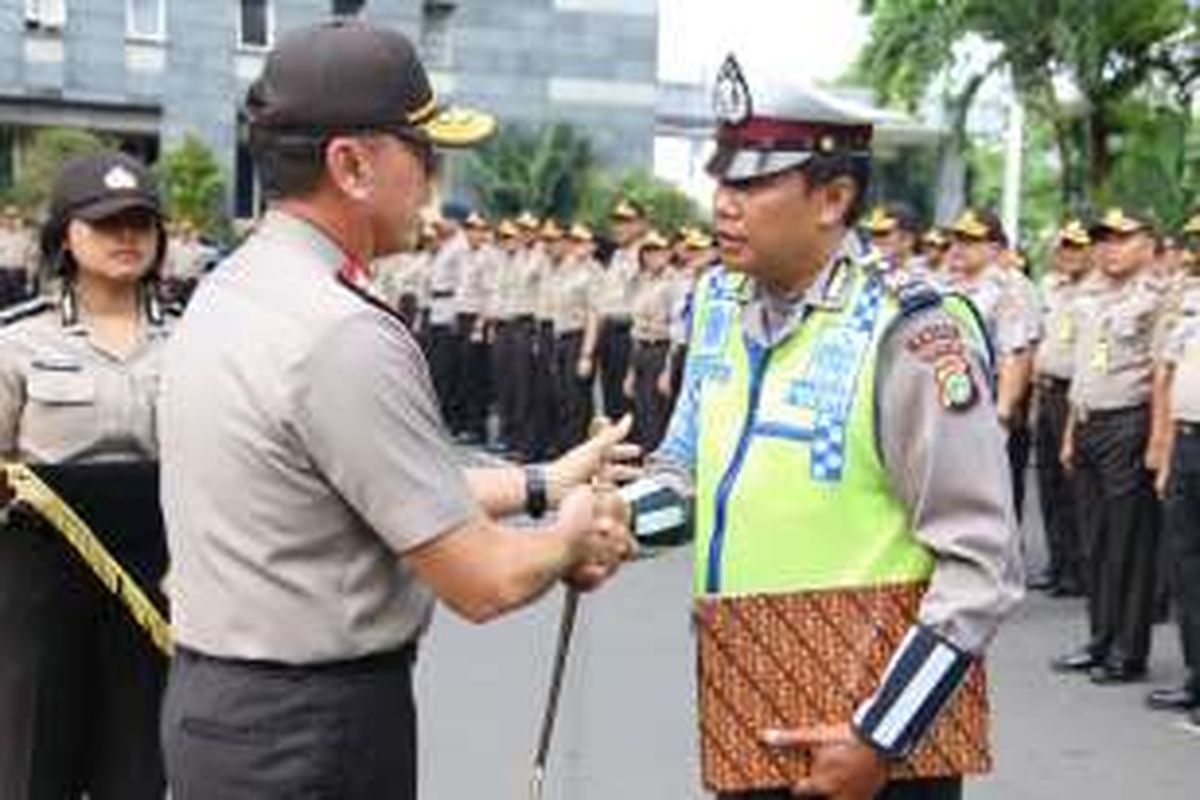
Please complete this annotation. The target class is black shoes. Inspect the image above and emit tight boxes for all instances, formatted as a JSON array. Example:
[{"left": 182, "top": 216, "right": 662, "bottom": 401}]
[
  {"left": 1146, "top": 685, "right": 1200, "bottom": 711},
  {"left": 1051, "top": 648, "right": 1102, "bottom": 673},
  {"left": 1089, "top": 661, "right": 1148, "bottom": 685}
]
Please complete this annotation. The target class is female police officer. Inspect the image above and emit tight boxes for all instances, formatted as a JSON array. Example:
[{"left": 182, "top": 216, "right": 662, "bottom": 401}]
[{"left": 0, "top": 151, "right": 171, "bottom": 799}]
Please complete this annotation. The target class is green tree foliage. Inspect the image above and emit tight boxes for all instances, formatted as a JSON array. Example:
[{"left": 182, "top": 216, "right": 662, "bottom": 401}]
[
  {"left": 575, "top": 168, "right": 704, "bottom": 237},
  {"left": 157, "top": 134, "right": 227, "bottom": 236},
  {"left": 466, "top": 123, "right": 595, "bottom": 221},
  {"left": 859, "top": 0, "right": 1198, "bottom": 203},
  {"left": 9, "top": 127, "right": 108, "bottom": 214}
]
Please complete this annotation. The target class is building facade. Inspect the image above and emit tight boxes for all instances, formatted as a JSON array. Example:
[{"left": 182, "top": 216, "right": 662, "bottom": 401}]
[{"left": 0, "top": 0, "right": 659, "bottom": 217}]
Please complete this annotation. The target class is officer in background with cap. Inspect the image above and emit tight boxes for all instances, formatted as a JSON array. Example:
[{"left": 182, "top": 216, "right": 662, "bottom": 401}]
[
  {"left": 1143, "top": 211, "right": 1200, "bottom": 721},
  {"left": 455, "top": 212, "right": 496, "bottom": 444},
  {"left": 489, "top": 218, "right": 527, "bottom": 454},
  {"left": 426, "top": 211, "right": 469, "bottom": 435},
  {"left": 865, "top": 202, "right": 926, "bottom": 275},
  {"left": 946, "top": 208, "right": 1040, "bottom": 519},
  {"left": 158, "top": 21, "right": 636, "bottom": 799},
  {"left": 0, "top": 151, "right": 173, "bottom": 799},
  {"left": 0, "top": 204, "right": 36, "bottom": 307},
  {"left": 596, "top": 199, "right": 646, "bottom": 421},
  {"left": 613, "top": 54, "right": 1021, "bottom": 799},
  {"left": 1032, "top": 220, "right": 1092, "bottom": 597},
  {"left": 1053, "top": 208, "right": 1166, "bottom": 684}
]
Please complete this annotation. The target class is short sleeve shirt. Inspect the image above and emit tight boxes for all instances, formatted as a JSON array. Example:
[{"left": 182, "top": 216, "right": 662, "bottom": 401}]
[
  {"left": 1163, "top": 277, "right": 1200, "bottom": 422},
  {"left": 0, "top": 303, "right": 168, "bottom": 464},
  {"left": 159, "top": 210, "right": 478, "bottom": 663}
]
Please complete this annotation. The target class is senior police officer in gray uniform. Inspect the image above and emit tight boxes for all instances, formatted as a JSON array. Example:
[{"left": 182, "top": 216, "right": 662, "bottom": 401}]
[
  {"left": 1053, "top": 208, "right": 1166, "bottom": 683},
  {"left": 612, "top": 56, "right": 1021, "bottom": 800},
  {"left": 157, "top": 22, "right": 636, "bottom": 800}
]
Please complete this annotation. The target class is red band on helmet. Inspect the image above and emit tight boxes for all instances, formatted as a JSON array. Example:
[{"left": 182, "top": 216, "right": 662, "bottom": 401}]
[{"left": 718, "top": 117, "right": 873, "bottom": 151}]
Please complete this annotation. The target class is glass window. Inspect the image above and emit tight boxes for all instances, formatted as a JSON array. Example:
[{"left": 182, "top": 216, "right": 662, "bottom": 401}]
[
  {"left": 127, "top": 0, "right": 164, "bottom": 40},
  {"left": 332, "top": 0, "right": 366, "bottom": 15},
  {"left": 25, "top": 0, "right": 66, "bottom": 29},
  {"left": 240, "top": 0, "right": 272, "bottom": 48}
]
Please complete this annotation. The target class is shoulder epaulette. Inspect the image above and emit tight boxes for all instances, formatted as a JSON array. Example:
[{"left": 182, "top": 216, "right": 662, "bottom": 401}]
[
  {"left": 872, "top": 260, "right": 943, "bottom": 317},
  {"left": 0, "top": 296, "right": 54, "bottom": 327}
]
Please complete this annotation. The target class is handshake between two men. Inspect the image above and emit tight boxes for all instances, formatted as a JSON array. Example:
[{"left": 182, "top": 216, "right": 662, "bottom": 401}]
[{"left": 404, "top": 414, "right": 643, "bottom": 624}]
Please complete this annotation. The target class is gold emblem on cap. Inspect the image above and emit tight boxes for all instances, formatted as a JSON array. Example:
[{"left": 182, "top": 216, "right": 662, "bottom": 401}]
[
  {"left": 1059, "top": 219, "right": 1091, "bottom": 247},
  {"left": 951, "top": 209, "right": 989, "bottom": 240},
  {"left": 865, "top": 206, "right": 897, "bottom": 235},
  {"left": 1183, "top": 213, "right": 1200, "bottom": 237},
  {"left": 713, "top": 54, "right": 752, "bottom": 126},
  {"left": 104, "top": 166, "right": 138, "bottom": 191}
]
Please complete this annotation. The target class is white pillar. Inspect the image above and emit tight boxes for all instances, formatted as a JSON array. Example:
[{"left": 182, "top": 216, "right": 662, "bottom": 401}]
[{"left": 1002, "top": 96, "right": 1025, "bottom": 245}]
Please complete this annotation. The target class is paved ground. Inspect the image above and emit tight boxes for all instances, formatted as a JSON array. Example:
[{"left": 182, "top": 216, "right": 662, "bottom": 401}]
[{"left": 417, "top": 543, "right": 1199, "bottom": 798}]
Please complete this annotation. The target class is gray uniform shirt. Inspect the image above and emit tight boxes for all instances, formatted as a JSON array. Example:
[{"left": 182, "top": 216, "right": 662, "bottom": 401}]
[
  {"left": 1035, "top": 272, "right": 1085, "bottom": 380},
  {"left": 646, "top": 236, "right": 1023, "bottom": 655},
  {"left": 1163, "top": 276, "right": 1200, "bottom": 422},
  {"left": 950, "top": 265, "right": 1032, "bottom": 357},
  {"left": 159, "top": 211, "right": 478, "bottom": 663},
  {"left": 1069, "top": 270, "right": 1166, "bottom": 412},
  {"left": 0, "top": 301, "right": 168, "bottom": 464}
]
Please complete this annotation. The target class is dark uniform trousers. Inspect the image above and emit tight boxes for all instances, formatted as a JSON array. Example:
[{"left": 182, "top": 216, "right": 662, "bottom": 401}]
[
  {"left": 529, "top": 320, "right": 560, "bottom": 460},
  {"left": 1035, "top": 378, "right": 1083, "bottom": 591},
  {"left": 631, "top": 339, "right": 671, "bottom": 452},
  {"left": 1164, "top": 424, "right": 1200, "bottom": 692},
  {"left": 495, "top": 316, "right": 536, "bottom": 459},
  {"left": 555, "top": 330, "right": 593, "bottom": 453},
  {"left": 719, "top": 776, "right": 962, "bottom": 800},
  {"left": 597, "top": 317, "right": 632, "bottom": 421},
  {"left": 455, "top": 312, "right": 490, "bottom": 441},
  {"left": 163, "top": 645, "right": 417, "bottom": 800},
  {"left": 397, "top": 293, "right": 419, "bottom": 331},
  {"left": 1007, "top": 396, "right": 1031, "bottom": 523},
  {"left": 1072, "top": 405, "right": 1160, "bottom": 668},
  {"left": 426, "top": 318, "right": 463, "bottom": 434},
  {"left": 0, "top": 516, "right": 166, "bottom": 800},
  {"left": 0, "top": 266, "right": 28, "bottom": 309}
]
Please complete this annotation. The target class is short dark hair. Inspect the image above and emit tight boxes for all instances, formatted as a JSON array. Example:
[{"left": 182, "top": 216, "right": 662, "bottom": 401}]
[
  {"left": 248, "top": 127, "right": 328, "bottom": 200},
  {"left": 800, "top": 153, "right": 872, "bottom": 226}
]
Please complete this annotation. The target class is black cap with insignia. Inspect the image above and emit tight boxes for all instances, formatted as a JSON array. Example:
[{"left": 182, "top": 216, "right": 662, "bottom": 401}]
[
  {"left": 41, "top": 151, "right": 164, "bottom": 265},
  {"left": 246, "top": 20, "right": 495, "bottom": 148}
]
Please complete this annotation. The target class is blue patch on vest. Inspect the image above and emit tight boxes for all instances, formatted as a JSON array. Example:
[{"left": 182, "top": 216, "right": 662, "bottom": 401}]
[{"left": 794, "top": 274, "right": 885, "bottom": 482}]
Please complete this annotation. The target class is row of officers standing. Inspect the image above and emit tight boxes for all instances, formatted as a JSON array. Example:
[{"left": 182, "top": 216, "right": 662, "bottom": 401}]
[
  {"left": 865, "top": 201, "right": 1200, "bottom": 727},
  {"left": 367, "top": 198, "right": 717, "bottom": 461}
]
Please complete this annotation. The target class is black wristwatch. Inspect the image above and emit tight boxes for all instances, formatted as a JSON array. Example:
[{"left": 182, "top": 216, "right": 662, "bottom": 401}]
[{"left": 524, "top": 465, "right": 548, "bottom": 519}]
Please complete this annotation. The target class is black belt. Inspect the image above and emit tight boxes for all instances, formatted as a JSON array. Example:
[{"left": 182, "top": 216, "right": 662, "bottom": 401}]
[
  {"left": 1077, "top": 404, "right": 1148, "bottom": 424},
  {"left": 430, "top": 290, "right": 455, "bottom": 299},
  {"left": 1178, "top": 421, "right": 1200, "bottom": 438},
  {"left": 176, "top": 640, "right": 418, "bottom": 677}
]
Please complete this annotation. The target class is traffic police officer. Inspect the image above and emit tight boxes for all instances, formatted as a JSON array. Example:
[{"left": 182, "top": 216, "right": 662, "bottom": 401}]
[
  {"left": 1144, "top": 212, "right": 1200, "bottom": 719},
  {"left": 615, "top": 54, "right": 1021, "bottom": 799},
  {"left": 158, "top": 21, "right": 635, "bottom": 799},
  {"left": 0, "top": 151, "right": 172, "bottom": 799},
  {"left": 1053, "top": 208, "right": 1166, "bottom": 683},
  {"left": 1033, "top": 220, "right": 1092, "bottom": 596}
]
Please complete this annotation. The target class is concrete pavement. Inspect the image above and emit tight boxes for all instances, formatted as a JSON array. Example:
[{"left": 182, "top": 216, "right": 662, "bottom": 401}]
[{"left": 417, "top": 547, "right": 1199, "bottom": 798}]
